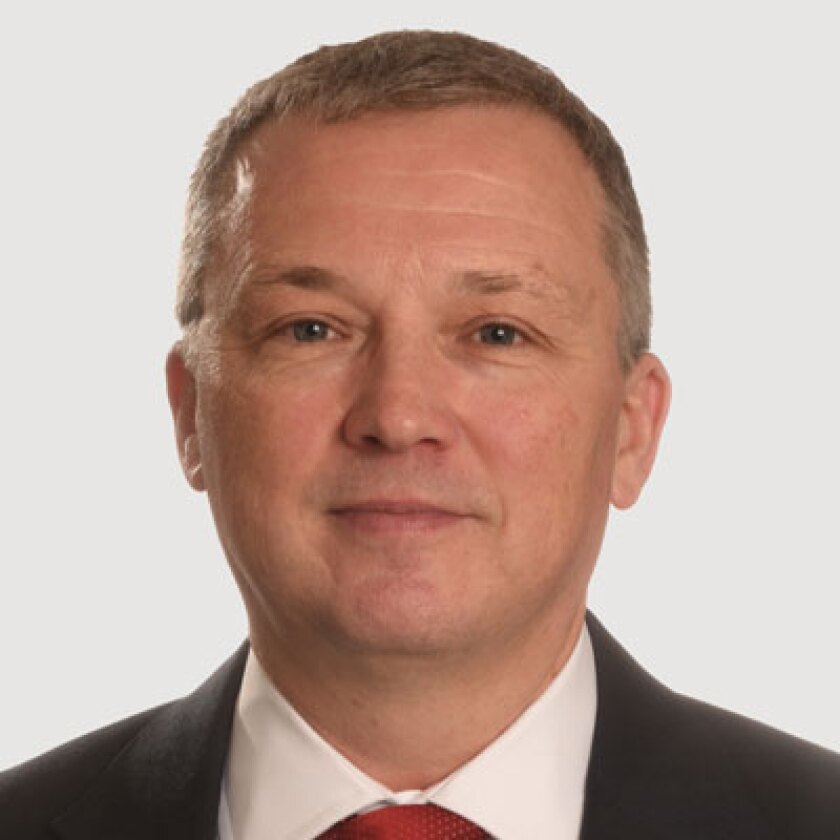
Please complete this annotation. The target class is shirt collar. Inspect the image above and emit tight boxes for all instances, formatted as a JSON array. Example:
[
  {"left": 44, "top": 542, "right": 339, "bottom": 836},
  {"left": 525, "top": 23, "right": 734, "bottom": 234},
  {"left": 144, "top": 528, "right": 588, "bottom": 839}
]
[{"left": 222, "top": 625, "right": 596, "bottom": 840}]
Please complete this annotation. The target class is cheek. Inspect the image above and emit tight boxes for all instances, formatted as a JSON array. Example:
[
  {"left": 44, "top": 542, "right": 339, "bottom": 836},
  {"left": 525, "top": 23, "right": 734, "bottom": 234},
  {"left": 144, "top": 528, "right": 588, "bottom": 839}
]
[
  {"left": 198, "top": 374, "right": 339, "bottom": 498},
  {"left": 471, "top": 388, "right": 580, "bottom": 475},
  {"left": 468, "top": 383, "right": 618, "bottom": 522}
]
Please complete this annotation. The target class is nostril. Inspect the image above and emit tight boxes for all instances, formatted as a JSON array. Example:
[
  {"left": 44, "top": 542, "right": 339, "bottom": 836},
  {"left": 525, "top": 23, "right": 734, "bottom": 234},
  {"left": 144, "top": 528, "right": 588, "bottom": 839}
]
[{"left": 342, "top": 391, "right": 457, "bottom": 453}]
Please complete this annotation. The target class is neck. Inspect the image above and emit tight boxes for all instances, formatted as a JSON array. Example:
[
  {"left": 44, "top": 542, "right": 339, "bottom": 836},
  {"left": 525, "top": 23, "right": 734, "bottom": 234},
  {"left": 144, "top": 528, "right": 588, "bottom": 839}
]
[{"left": 249, "top": 603, "right": 587, "bottom": 791}]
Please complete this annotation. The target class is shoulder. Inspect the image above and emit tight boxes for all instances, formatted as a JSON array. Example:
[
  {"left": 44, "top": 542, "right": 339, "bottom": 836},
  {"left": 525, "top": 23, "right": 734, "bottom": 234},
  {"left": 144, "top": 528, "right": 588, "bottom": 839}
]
[
  {"left": 673, "top": 691, "right": 840, "bottom": 834},
  {"left": 0, "top": 643, "right": 248, "bottom": 840},
  {"left": 0, "top": 704, "right": 171, "bottom": 837},
  {"left": 584, "top": 613, "right": 840, "bottom": 839}
]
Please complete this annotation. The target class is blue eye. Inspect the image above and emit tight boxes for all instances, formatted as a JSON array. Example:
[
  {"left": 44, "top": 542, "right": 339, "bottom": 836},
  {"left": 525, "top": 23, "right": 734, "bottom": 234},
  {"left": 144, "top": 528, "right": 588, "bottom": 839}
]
[
  {"left": 478, "top": 323, "right": 520, "bottom": 346},
  {"left": 291, "top": 320, "right": 332, "bottom": 342}
]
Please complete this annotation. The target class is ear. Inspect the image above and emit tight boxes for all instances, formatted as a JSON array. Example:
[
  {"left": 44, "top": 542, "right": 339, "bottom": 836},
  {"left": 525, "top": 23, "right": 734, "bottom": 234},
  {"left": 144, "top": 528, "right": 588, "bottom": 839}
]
[
  {"left": 611, "top": 353, "right": 671, "bottom": 509},
  {"left": 165, "top": 343, "right": 206, "bottom": 491}
]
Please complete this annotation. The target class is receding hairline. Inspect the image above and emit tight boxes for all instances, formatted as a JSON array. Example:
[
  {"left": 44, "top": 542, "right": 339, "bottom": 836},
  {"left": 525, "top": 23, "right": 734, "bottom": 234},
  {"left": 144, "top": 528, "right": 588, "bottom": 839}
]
[{"left": 204, "top": 93, "right": 602, "bottom": 225}]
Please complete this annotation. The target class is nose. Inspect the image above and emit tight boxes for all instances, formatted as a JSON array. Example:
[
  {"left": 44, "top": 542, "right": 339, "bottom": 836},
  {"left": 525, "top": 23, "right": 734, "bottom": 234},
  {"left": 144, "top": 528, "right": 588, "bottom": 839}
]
[{"left": 341, "top": 335, "right": 459, "bottom": 453}]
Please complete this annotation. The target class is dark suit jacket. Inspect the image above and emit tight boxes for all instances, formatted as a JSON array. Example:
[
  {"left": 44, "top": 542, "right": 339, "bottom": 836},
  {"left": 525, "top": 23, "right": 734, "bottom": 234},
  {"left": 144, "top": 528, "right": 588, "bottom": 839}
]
[{"left": 2, "top": 613, "right": 839, "bottom": 839}]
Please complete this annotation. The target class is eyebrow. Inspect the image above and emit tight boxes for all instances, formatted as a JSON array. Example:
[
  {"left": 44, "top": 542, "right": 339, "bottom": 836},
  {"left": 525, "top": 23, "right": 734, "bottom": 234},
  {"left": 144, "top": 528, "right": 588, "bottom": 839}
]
[
  {"left": 452, "top": 269, "right": 558, "bottom": 301},
  {"left": 250, "top": 265, "right": 346, "bottom": 291},
  {"left": 247, "top": 264, "right": 564, "bottom": 303}
]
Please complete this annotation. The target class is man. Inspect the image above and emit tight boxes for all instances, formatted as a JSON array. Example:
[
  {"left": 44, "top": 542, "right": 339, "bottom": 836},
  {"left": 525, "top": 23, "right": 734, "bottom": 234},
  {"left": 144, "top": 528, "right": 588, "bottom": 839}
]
[{"left": 1, "top": 29, "right": 838, "bottom": 840}]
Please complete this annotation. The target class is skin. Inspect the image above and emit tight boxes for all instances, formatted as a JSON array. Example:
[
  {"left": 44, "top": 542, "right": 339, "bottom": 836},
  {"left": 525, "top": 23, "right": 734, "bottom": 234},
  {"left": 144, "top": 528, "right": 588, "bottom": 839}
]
[{"left": 167, "top": 105, "right": 670, "bottom": 789}]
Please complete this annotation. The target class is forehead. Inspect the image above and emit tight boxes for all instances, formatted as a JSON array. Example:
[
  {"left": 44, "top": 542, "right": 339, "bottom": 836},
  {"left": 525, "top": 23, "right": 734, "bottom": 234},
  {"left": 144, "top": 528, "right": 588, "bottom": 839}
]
[
  {"left": 215, "top": 105, "right": 611, "bottom": 310},
  {"left": 242, "top": 104, "right": 598, "bottom": 185}
]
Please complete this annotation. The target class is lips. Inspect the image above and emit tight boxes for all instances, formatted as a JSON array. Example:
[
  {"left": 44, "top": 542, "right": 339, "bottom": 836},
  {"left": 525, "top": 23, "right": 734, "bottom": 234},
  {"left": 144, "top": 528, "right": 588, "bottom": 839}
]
[
  {"left": 334, "top": 500, "right": 458, "bottom": 515},
  {"left": 329, "top": 499, "right": 468, "bottom": 534}
]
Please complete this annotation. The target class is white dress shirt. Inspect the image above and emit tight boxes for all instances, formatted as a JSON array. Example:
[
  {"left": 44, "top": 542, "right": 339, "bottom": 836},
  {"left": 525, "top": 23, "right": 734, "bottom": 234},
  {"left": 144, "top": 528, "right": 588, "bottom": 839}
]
[{"left": 219, "top": 626, "right": 596, "bottom": 840}]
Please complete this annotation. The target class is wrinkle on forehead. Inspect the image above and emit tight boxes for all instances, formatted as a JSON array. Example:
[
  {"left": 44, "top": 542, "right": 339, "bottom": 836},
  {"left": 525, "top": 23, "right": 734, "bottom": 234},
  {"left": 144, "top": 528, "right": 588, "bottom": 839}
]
[
  {"left": 209, "top": 107, "right": 613, "bottom": 327},
  {"left": 345, "top": 166, "right": 572, "bottom": 203},
  {"left": 241, "top": 107, "right": 601, "bottom": 200},
  {"left": 237, "top": 117, "right": 604, "bottom": 265},
  {"left": 280, "top": 198, "right": 581, "bottom": 241}
]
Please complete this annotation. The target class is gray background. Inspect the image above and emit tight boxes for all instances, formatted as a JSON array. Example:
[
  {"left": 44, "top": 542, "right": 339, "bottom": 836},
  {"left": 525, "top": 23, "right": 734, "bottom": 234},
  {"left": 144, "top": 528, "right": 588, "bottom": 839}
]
[{"left": 2, "top": 0, "right": 838, "bottom": 769}]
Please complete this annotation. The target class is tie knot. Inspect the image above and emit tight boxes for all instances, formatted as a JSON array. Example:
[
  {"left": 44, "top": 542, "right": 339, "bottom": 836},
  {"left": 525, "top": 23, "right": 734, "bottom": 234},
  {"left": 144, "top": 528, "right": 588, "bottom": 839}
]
[{"left": 319, "top": 803, "right": 489, "bottom": 839}]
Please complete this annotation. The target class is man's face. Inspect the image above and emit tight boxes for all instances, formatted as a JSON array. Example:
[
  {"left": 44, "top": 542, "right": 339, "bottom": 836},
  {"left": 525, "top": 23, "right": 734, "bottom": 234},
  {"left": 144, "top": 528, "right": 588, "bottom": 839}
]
[{"left": 170, "top": 106, "right": 666, "bottom": 662}]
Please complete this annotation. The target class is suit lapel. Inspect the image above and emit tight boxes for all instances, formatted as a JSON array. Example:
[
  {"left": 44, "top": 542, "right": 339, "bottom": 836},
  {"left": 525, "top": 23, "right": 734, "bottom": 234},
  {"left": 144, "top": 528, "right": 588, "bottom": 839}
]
[{"left": 51, "top": 641, "right": 249, "bottom": 840}]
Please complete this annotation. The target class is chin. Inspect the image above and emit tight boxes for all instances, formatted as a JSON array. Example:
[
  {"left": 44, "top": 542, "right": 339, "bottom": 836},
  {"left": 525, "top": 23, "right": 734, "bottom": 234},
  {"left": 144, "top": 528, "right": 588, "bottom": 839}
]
[{"left": 328, "top": 579, "right": 477, "bottom": 655}]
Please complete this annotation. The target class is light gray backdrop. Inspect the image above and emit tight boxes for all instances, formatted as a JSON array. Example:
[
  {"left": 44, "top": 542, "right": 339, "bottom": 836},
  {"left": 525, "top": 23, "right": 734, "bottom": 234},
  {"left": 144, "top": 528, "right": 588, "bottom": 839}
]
[{"left": 2, "top": 0, "right": 838, "bottom": 769}]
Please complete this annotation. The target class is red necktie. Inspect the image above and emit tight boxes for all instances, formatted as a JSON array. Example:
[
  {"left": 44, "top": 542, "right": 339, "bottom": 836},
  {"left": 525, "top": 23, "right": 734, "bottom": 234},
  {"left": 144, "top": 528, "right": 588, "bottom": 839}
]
[{"left": 318, "top": 803, "right": 489, "bottom": 839}]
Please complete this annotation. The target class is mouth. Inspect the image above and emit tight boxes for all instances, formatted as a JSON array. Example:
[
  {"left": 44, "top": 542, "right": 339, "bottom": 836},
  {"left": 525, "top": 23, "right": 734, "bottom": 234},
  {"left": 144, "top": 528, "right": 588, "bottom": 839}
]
[{"left": 329, "top": 500, "right": 469, "bottom": 534}]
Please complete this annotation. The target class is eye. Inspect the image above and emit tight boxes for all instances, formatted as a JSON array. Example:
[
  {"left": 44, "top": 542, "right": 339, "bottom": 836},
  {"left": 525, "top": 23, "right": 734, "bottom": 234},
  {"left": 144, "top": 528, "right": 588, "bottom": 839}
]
[
  {"left": 476, "top": 322, "right": 523, "bottom": 346},
  {"left": 286, "top": 319, "right": 335, "bottom": 342}
]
